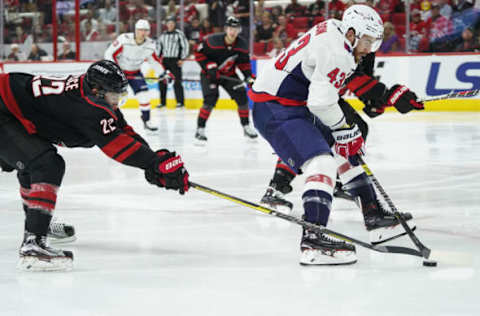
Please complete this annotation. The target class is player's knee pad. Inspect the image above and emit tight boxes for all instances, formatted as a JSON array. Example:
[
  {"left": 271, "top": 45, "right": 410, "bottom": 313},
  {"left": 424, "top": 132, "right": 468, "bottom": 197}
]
[
  {"left": 27, "top": 150, "right": 65, "bottom": 186},
  {"left": 301, "top": 154, "right": 337, "bottom": 195},
  {"left": 136, "top": 91, "right": 151, "bottom": 109},
  {"left": 335, "top": 154, "right": 364, "bottom": 185}
]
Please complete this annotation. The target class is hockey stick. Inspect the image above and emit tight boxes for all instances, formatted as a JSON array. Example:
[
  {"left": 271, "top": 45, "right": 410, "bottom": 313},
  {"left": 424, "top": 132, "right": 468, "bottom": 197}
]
[
  {"left": 356, "top": 156, "right": 432, "bottom": 259},
  {"left": 418, "top": 89, "right": 479, "bottom": 103},
  {"left": 189, "top": 181, "right": 423, "bottom": 258}
]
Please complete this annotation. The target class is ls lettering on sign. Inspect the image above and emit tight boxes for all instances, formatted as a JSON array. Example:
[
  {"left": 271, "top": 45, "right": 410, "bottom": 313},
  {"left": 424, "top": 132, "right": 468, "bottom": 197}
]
[{"left": 426, "top": 62, "right": 480, "bottom": 95}]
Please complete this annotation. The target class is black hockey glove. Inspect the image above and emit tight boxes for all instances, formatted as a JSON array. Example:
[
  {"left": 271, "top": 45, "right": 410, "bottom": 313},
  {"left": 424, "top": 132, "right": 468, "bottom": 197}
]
[
  {"left": 0, "top": 158, "right": 14, "bottom": 172},
  {"left": 384, "top": 85, "right": 424, "bottom": 114},
  {"left": 159, "top": 70, "right": 175, "bottom": 84},
  {"left": 245, "top": 75, "right": 255, "bottom": 88},
  {"left": 145, "top": 149, "right": 189, "bottom": 195},
  {"left": 362, "top": 98, "right": 386, "bottom": 118},
  {"left": 205, "top": 63, "right": 219, "bottom": 83}
]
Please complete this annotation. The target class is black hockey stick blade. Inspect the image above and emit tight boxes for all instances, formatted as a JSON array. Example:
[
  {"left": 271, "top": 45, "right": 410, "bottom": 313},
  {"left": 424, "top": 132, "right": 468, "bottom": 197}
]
[
  {"left": 419, "top": 89, "right": 479, "bottom": 103},
  {"left": 356, "top": 156, "right": 432, "bottom": 259},
  {"left": 189, "top": 181, "right": 423, "bottom": 258}
]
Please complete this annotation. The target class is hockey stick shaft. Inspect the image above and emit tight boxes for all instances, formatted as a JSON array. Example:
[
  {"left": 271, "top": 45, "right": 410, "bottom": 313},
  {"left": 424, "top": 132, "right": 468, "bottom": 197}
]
[
  {"left": 356, "top": 156, "right": 431, "bottom": 259},
  {"left": 419, "top": 89, "right": 479, "bottom": 103},
  {"left": 189, "top": 181, "right": 423, "bottom": 257}
]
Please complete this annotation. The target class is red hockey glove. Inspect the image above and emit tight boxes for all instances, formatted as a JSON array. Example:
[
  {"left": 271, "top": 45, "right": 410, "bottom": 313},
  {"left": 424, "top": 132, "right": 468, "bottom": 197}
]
[
  {"left": 145, "top": 149, "right": 189, "bottom": 195},
  {"left": 332, "top": 124, "right": 364, "bottom": 161},
  {"left": 385, "top": 84, "right": 424, "bottom": 114}
]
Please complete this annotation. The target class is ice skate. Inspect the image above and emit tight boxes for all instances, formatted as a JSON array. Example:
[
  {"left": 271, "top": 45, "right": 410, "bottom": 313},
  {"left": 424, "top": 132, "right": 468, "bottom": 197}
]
[
  {"left": 47, "top": 218, "right": 76, "bottom": 244},
  {"left": 260, "top": 187, "right": 293, "bottom": 213},
  {"left": 243, "top": 125, "right": 258, "bottom": 140},
  {"left": 333, "top": 181, "right": 356, "bottom": 202},
  {"left": 194, "top": 127, "right": 207, "bottom": 145},
  {"left": 18, "top": 232, "right": 73, "bottom": 272},
  {"left": 363, "top": 199, "right": 416, "bottom": 245},
  {"left": 143, "top": 120, "right": 158, "bottom": 132},
  {"left": 300, "top": 228, "right": 357, "bottom": 265}
]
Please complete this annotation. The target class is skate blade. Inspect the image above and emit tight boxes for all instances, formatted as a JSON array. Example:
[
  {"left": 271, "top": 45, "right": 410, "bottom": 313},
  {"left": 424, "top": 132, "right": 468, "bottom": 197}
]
[
  {"left": 48, "top": 235, "right": 77, "bottom": 244},
  {"left": 193, "top": 139, "right": 207, "bottom": 146},
  {"left": 369, "top": 220, "right": 417, "bottom": 245},
  {"left": 299, "top": 249, "right": 357, "bottom": 266},
  {"left": 260, "top": 202, "right": 292, "bottom": 215},
  {"left": 17, "top": 256, "right": 73, "bottom": 272}
]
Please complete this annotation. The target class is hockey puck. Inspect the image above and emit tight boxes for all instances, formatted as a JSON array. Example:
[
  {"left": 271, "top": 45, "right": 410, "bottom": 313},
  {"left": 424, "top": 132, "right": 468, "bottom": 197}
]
[{"left": 423, "top": 260, "right": 438, "bottom": 267}]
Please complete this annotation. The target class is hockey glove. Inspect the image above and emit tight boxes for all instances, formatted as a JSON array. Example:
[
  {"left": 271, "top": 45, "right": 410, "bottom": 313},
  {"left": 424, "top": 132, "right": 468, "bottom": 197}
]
[
  {"left": 159, "top": 70, "right": 175, "bottom": 84},
  {"left": 145, "top": 149, "right": 189, "bottom": 195},
  {"left": 245, "top": 75, "right": 255, "bottom": 88},
  {"left": 362, "top": 98, "right": 387, "bottom": 118},
  {"left": 332, "top": 124, "right": 364, "bottom": 162},
  {"left": 205, "top": 63, "right": 219, "bottom": 83},
  {"left": 384, "top": 84, "right": 424, "bottom": 114}
]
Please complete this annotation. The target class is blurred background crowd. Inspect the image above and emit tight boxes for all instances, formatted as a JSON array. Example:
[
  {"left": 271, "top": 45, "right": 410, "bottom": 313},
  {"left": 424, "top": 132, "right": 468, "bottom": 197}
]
[{"left": 2, "top": 0, "right": 480, "bottom": 62}]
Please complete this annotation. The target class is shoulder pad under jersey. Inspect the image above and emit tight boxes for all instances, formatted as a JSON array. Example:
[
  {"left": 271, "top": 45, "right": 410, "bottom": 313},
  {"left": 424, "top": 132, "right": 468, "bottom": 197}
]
[
  {"left": 234, "top": 36, "right": 248, "bottom": 52},
  {"left": 205, "top": 33, "right": 225, "bottom": 48}
]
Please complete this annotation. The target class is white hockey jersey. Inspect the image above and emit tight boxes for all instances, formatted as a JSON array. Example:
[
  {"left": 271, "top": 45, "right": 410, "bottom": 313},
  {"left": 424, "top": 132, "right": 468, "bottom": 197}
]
[
  {"left": 104, "top": 33, "right": 165, "bottom": 75},
  {"left": 250, "top": 19, "right": 357, "bottom": 129}
]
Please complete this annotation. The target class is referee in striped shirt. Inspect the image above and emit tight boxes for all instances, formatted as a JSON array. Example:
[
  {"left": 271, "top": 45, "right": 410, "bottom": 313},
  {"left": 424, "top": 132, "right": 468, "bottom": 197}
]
[{"left": 158, "top": 16, "right": 189, "bottom": 108}]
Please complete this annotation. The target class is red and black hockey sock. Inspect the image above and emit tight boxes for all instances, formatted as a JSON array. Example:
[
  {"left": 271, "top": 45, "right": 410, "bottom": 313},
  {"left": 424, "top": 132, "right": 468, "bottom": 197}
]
[
  {"left": 20, "top": 183, "right": 58, "bottom": 235},
  {"left": 197, "top": 107, "right": 212, "bottom": 128},
  {"left": 238, "top": 108, "right": 250, "bottom": 126}
]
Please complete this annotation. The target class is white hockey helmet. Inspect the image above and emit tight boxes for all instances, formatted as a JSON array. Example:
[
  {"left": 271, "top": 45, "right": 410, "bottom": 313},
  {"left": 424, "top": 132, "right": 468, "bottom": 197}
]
[
  {"left": 135, "top": 19, "right": 150, "bottom": 31},
  {"left": 342, "top": 5, "right": 384, "bottom": 52}
]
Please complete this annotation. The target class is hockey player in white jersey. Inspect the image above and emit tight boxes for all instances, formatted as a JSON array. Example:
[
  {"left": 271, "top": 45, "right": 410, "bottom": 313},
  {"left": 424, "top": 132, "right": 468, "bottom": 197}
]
[
  {"left": 105, "top": 19, "right": 173, "bottom": 131},
  {"left": 250, "top": 5, "right": 385, "bottom": 265}
]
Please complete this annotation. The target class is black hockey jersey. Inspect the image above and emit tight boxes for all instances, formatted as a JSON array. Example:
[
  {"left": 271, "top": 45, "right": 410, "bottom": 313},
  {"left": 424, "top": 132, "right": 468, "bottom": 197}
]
[
  {"left": 194, "top": 32, "right": 252, "bottom": 78},
  {"left": 0, "top": 73, "right": 155, "bottom": 169}
]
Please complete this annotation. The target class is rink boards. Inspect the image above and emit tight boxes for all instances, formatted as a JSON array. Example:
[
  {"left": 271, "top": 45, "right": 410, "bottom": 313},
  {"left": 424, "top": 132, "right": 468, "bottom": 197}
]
[{"left": 1, "top": 53, "right": 479, "bottom": 111}]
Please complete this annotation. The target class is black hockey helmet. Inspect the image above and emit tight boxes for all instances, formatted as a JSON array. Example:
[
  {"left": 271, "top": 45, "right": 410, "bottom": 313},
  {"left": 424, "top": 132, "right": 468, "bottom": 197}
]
[
  {"left": 85, "top": 60, "right": 128, "bottom": 94},
  {"left": 225, "top": 16, "right": 241, "bottom": 28}
]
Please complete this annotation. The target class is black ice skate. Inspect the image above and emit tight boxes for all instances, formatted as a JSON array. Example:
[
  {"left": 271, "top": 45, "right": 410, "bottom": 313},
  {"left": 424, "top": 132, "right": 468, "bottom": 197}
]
[
  {"left": 18, "top": 232, "right": 73, "bottom": 271},
  {"left": 47, "top": 218, "right": 77, "bottom": 244},
  {"left": 194, "top": 127, "right": 207, "bottom": 145},
  {"left": 333, "top": 181, "right": 356, "bottom": 202},
  {"left": 260, "top": 187, "right": 293, "bottom": 213},
  {"left": 362, "top": 199, "right": 416, "bottom": 245},
  {"left": 300, "top": 228, "right": 357, "bottom": 265},
  {"left": 143, "top": 120, "right": 158, "bottom": 132},
  {"left": 243, "top": 125, "right": 258, "bottom": 139}
]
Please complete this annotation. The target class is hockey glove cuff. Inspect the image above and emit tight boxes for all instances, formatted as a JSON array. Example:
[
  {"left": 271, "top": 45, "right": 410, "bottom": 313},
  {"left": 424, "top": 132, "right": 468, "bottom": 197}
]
[{"left": 145, "top": 149, "right": 189, "bottom": 194}]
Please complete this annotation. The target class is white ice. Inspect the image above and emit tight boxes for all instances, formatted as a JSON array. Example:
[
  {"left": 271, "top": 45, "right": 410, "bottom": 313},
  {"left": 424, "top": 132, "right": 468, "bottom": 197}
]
[{"left": 1, "top": 109, "right": 479, "bottom": 316}]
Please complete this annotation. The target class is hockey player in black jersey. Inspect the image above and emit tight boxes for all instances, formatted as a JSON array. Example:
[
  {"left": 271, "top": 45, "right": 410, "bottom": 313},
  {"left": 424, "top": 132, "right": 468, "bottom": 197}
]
[
  {"left": 0, "top": 60, "right": 190, "bottom": 271},
  {"left": 193, "top": 16, "right": 257, "bottom": 143},
  {"left": 260, "top": 52, "right": 424, "bottom": 245}
]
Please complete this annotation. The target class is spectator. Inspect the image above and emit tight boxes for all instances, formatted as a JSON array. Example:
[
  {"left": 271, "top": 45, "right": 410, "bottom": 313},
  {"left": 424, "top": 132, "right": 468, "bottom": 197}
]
[
  {"left": 27, "top": 43, "right": 48, "bottom": 61},
  {"left": 308, "top": 0, "right": 325, "bottom": 18},
  {"left": 12, "top": 26, "right": 28, "bottom": 44},
  {"left": 255, "top": 12, "right": 275, "bottom": 43},
  {"left": 267, "top": 37, "right": 285, "bottom": 57},
  {"left": 98, "top": 0, "right": 117, "bottom": 24},
  {"left": 234, "top": 0, "right": 251, "bottom": 43},
  {"left": 379, "top": 22, "right": 400, "bottom": 53},
  {"left": 420, "top": 0, "right": 432, "bottom": 20},
  {"left": 186, "top": 17, "right": 202, "bottom": 46},
  {"left": 58, "top": 41, "right": 76, "bottom": 60},
  {"left": 409, "top": 9, "right": 428, "bottom": 51},
  {"left": 285, "top": 0, "right": 306, "bottom": 18},
  {"left": 328, "top": 0, "right": 346, "bottom": 19},
  {"left": 200, "top": 18, "right": 214, "bottom": 40},
  {"left": 80, "top": 9, "right": 98, "bottom": 34},
  {"left": 454, "top": 0, "right": 474, "bottom": 13},
  {"left": 455, "top": 26, "right": 478, "bottom": 51},
  {"left": 166, "top": 0, "right": 178, "bottom": 19},
  {"left": 208, "top": 0, "right": 227, "bottom": 32},
  {"left": 270, "top": 6, "right": 283, "bottom": 25},
  {"left": 83, "top": 20, "right": 99, "bottom": 41},
  {"left": 438, "top": 0, "right": 452, "bottom": 18},
  {"left": 425, "top": 2, "right": 453, "bottom": 48},
  {"left": 7, "top": 43, "right": 25, "bottom": 61},
  {"left": 184, "top": 0, "right": 199, "bottom": 24},
  {"left": 274, "top": 14, "right": 298, "bottom": 44}
]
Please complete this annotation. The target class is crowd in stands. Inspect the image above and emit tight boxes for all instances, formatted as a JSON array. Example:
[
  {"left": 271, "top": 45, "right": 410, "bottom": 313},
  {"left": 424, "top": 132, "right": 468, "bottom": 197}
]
[{"left": 2, "top": 0, "right": 480, "bottom": 61}]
